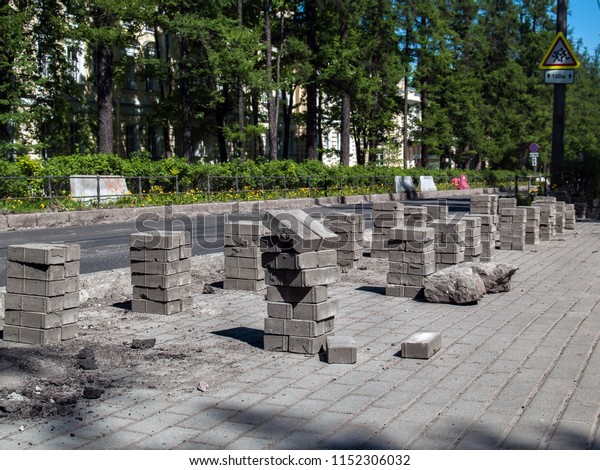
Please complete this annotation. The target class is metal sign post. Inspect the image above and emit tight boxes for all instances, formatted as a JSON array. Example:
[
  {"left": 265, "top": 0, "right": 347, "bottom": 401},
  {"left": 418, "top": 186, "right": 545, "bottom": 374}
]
[{"left": 539, "top": 1, "right": 580, "bottom": 189}]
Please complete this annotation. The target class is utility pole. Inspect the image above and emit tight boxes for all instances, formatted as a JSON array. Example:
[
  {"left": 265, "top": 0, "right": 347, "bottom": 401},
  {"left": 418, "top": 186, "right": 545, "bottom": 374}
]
[{"left": 550, "top": 0, "right": 567, "bottom": 188}]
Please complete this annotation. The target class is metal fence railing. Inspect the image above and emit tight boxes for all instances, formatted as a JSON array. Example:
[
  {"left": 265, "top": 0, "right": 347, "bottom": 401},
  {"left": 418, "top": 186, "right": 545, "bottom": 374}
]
[
  {"left": 0, "top": 172, "right": 510, "bottom": 211},
  {"left": 510, "top": 175, "right": 548, "bottom": 199},
  {"left": 198, "top": 175, "right": 396, "bottom": 201},
  {"left": 0, "top": 175, "right": 180, "bottom": 208}
]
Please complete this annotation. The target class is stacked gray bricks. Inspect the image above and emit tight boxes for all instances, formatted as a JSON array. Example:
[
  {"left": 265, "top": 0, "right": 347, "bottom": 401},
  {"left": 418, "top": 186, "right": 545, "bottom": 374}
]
[
  {"left": 370, "top": 202, "right": 404, "bottom": 259},
  {"left": 555, "top": 201, "right": 566, "bottom": 234},
  {"left": 497, "top": 198, "right": 519, "bottom": 250},
  {"left": 564, "top": 203, "right": 576, "bottom": 229},
  {"left": 424, "top": 204, "right": 449, "bottom": 222},
  {"left": 404, "top": 205, "right": 429, "bottom": 228},
  {"left": 386, "top": 226, "right": 435, "bottom": 298},
  {"left": 469, "top": 194, "right": 499, "bottom": 223},
  {"left": 432, "top": 219, "right": 466, "bottom": 270},
  {"left": 223, "top": 220, "right": 267, "bottom": 291},
  {"left": 469, "top": 195, "right": 498, "bottom": 262},
  {"left": 498, "top": 197, "right": 517, "bottom": 242},
  {"left": 533, "top": 196, "right": 557, "bottom": 241},
  {"left": 478, "top": 215, "right": 496, "bottom": 261},
  {"left": 261, "top": 210, "right": 339, "bottom": 354},
  {"left": 499, "top": 207, "right": 527, "bottom": 250},
  {"left": 4, "top": 243, "right": 80, "bottom": 345},
  {"left": 322, "top": 213, "right": 364, "bottom": 269},
  {"left": 130, "top": 231, "right": 192, "bottom": 315},
  {"left": 524, "top": 206, "right": 541, "bottom": 245},
  {"left": 461, "top": 215, "right": 482, "bottom": 262}
]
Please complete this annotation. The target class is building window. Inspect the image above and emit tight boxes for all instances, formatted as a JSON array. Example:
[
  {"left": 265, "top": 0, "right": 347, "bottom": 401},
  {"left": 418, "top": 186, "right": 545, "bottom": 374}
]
[
  {"left": 125, "top": 124, "right": 140, "bottom": 155},
  {"left": 147, "top": 126, "right": 163, "bottom": 158},
  {"left": 144, "top": 43, "right": 159, "bottom": 93},
  {"left": 123, "top": 47, "right": 137, "bottom": 91},
  {"left": 66, "top": 43, "right": 85, "bottom": 84}
]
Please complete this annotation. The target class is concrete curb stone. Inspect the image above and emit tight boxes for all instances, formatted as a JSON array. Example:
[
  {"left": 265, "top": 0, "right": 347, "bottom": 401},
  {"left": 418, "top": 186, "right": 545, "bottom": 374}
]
[
  {"left": 1, "top": 188, "right": 507, "bottom": 232},
  {"left": 35, "top": 212, "right": 70, "bottom": 228},
  {"left": 6, "top": 213, "right": 37, "bottom": 230}
]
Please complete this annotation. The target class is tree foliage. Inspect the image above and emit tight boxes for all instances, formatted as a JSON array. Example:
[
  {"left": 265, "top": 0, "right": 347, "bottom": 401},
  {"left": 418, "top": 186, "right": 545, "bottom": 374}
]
[{"left": 0, "top": 0, "right": 598, "bottom": 176}]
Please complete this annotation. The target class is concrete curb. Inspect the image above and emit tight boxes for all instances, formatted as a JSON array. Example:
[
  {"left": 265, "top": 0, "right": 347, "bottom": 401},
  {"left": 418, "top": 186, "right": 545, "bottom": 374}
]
[{"left": 1, "top": 188, "right": 504, "bottom": 232}]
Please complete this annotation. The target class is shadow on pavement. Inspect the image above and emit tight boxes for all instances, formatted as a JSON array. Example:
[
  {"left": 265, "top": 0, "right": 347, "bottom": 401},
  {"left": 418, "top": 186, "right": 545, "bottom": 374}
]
[
  {"left": 211, "top": 326, "right": 263, "bottom": 349},
  {"left": 112, "top": 300, "right": 132, "bottom": 311},
  {"left": 355, "top": 285, "right": 386, "bottom": 295}
]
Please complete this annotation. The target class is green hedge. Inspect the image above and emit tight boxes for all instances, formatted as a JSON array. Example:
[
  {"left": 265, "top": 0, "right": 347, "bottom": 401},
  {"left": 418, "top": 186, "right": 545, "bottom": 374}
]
[{"left": 1, "top": 154, "right": 524, "bottom": 199}]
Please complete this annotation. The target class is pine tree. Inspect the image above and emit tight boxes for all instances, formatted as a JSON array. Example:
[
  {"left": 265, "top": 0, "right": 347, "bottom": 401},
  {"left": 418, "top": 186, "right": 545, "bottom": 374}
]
[{"left": 0, "top": 1, "right": 36, "bottom": 156}]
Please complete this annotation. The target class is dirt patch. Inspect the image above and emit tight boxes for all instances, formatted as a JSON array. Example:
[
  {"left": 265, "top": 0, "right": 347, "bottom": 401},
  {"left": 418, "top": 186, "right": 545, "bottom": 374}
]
[{"left": 0, "top": 251, "right": 387, "bottom": 422}]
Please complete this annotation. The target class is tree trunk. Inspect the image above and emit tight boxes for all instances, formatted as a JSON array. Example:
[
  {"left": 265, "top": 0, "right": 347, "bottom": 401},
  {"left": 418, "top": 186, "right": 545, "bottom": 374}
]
[
  {"left": 154, "top": 22, "right": 172, "bottom": 158},
  {"left": 265, "top": 1, "right": 278, "bottom": 160},
  {"left": 518, "top": 143, "right": 527, "bottom": 170},
  {"left": 338, "top": 0, "right": 350, "bottom": 166},
  {"left": 282, "top": 89, "right": 293, "bottom": 160},
  {"left": 418, "top": 16, "right": 428, "bottom": 168},
  {"left": 180, "top": 36, "right": 193, "bottom": 162},
  {"left": 237, "top": 0, "right": 245, "bottom": 158},
  {"left": 216, "top": 102, "right": 228, "bottom": 163},
  {"left": 354, "top": 133, "right": 364, "bottom": 165},
  {"left": 251, "top": 91, "right": 260, "bottom": 159},
  {"left": 419, "top": 87, "right": 429, "bottom": 168},
  {"left": 472, "top": 152, "right": 482, "bottom": 170},
  {"left": 216, "top": 85, "right": 230, "bottom": 163},
  {"left": 340, "top": 93, "right": 351, "bottom": 166},
  {"left": 97, "top": 40, "right": 114, "bottom": 154},
  {"left": 305, "top": 0, "right": 318, "bottom": 161}
]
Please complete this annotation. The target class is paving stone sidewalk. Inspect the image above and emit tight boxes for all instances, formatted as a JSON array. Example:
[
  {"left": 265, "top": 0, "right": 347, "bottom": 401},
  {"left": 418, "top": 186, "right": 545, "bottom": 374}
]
[{"left": 2, "top": 222, "right": 600, "bottom": 450}]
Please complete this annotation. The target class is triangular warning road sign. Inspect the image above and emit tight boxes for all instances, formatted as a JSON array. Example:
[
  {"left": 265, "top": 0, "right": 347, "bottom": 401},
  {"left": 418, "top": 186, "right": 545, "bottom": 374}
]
[{"left": 539, "top": 32, "right": 581, "bottom": 69}]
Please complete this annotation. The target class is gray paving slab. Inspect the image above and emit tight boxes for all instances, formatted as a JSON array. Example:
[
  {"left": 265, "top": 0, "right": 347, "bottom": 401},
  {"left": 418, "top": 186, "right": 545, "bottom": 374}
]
[
  {"left": 133, "top": 426, "right": 202, "bottom": 450},
  {"left": 189, "top": 421, "right": 255, "bottom": 448},
  {"left": 76, "top": 429, "right": 147, "bottom": 449},
  {"left": 245, "top": 415, "right": 305, "bottom": 440}
]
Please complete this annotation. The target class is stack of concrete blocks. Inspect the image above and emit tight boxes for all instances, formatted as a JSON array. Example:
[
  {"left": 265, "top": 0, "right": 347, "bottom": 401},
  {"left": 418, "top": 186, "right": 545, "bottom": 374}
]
[
  {"left": 461, "top": 215, "right": 482, "bottom": 262},
  {"left": 370, "top": 202, "right": 404, "bottom": 259},
  {"left": 469, "top": 194, "right": 498, "bottom": 262},
  {"left": 499, "top": 207, "right": 526, "bottom": 251},
  {"left": 497, "top": 197, "right": 515, "bottom": 250},
  {"left": 555, "top": 201, "right": 566, "bottom": 234},
  {"left": 497, "top": 197, "right": 517, "bottom": 242},
  {"left": 524, "top": 206, "right": 541, "bottom": 245},
  {"left": 470, "top": 195, "right": 499, "bottom": 222},
  {"left": 478, "top": 215, "right": 497, "bottom": 262},
  {"left": 261, "top": 210, "right": 339, "bottom": 355},
  {"left": 431, "top": 219, "right": 466, "bottom": 270},
  {"left": 564, "top": 204, "right": 576, "bottom": 230},
  {"left": 322, "top": 213, "right": 364, "bottom": 269},
  {"left": 223, "top": 220, "right": 267, "bottom": 291},
  {"left": 533, "top": 196, "right": 557, "bottom": 241},
  {"left": 424, "top": 204, "right": 449, "bottom": 223},
  {"left": 130, "top": 231, "right": 192, "bottom": 315},
  {"left": 386, "top": 226, "right": 435, "bottom": 298},
  {"left": 404, "top": 205, "right": 429, "bottom": 228},
  {"left": 3, "top": 243, "right": 80, "bottom": 345}
]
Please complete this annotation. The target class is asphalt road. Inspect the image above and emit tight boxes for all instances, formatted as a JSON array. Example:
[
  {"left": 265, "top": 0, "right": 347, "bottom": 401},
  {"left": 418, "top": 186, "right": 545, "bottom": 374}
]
[{"left": 0, "top": 198, "right": 471, "bottom": 286}]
